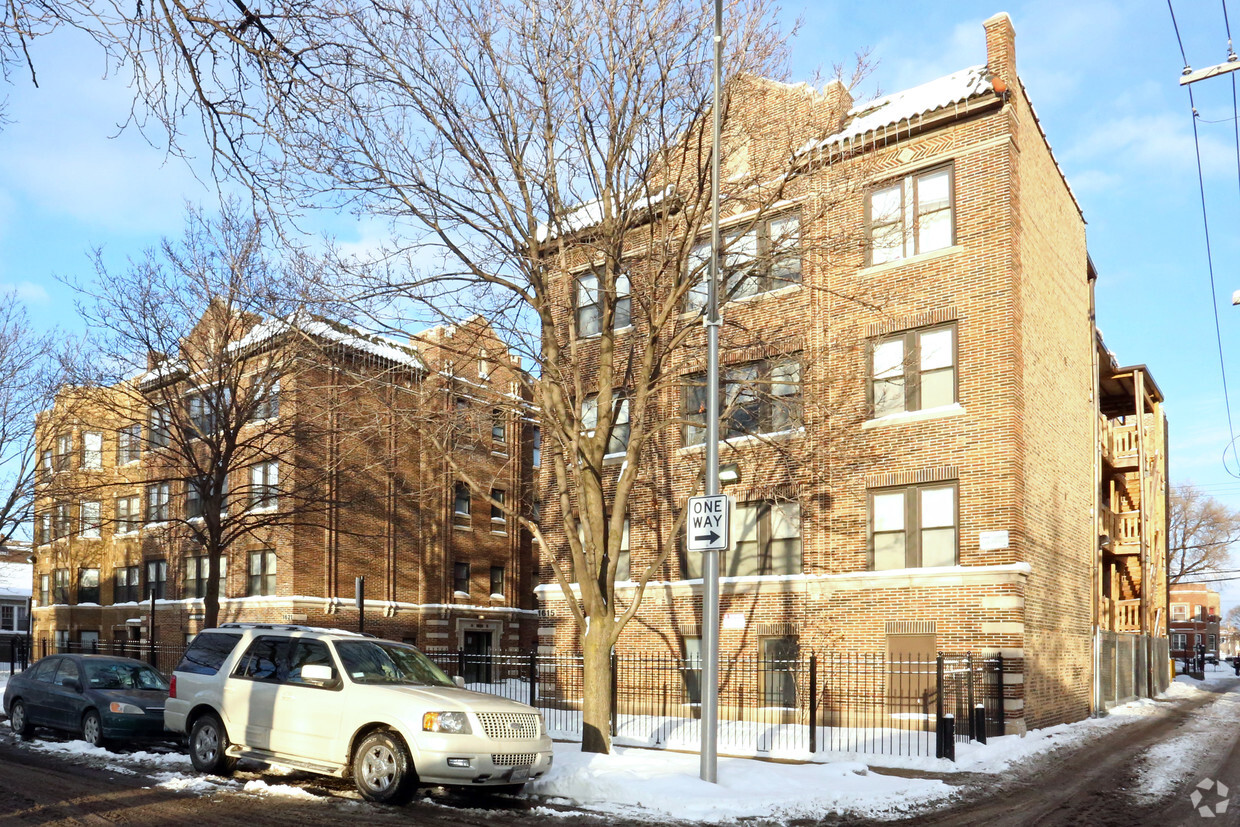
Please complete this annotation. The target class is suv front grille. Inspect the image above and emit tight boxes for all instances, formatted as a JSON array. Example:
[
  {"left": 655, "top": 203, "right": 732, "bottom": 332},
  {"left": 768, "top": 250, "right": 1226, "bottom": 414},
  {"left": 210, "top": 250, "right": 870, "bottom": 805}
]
[
  {"left": 476, "top": 712, "right": 540, "bottom": 740},
  {"left": 492, "top": 753, "right": 536, "bottom": 767}
]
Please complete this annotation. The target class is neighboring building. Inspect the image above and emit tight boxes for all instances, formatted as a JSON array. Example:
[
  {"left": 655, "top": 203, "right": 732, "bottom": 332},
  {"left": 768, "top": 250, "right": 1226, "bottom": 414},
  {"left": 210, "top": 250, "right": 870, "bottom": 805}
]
[
  {"left": 535, "top": 14, "right": 1168, "bottom": 733},
  {"left": 31, "top": 312, "right": 537, "bottom": 657},
  {"left": 1169, "top": 584, "right": 1221, "bottom": 663},
  {"left": 0, "top": 541, "right": 32, "bottom": 645}
]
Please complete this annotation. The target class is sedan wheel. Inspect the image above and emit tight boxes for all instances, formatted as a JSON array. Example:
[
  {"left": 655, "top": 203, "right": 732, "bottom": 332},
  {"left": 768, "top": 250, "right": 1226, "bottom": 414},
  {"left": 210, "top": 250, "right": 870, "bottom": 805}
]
[
  {"left": 82, "top": 710, "right": 104, "bottom": 748},
  {"left": 9, "top": 700, "right": 33, "bottom": 739},
  {"left": 352, "top": 730, "right": 416, "bottom": 805}
]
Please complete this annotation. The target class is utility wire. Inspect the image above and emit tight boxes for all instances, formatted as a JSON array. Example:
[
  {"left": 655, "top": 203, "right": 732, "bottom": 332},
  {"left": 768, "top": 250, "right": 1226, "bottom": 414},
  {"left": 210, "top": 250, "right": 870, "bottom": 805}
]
[{"left": 1169, "top": 0, "right": 1240, "bottom": 475}]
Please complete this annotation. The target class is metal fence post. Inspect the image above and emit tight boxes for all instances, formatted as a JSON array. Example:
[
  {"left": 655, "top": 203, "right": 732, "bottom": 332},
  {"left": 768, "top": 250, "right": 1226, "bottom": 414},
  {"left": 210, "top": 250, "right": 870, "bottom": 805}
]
[
  {"left": 966, "top": 652, "right": 975, "bottom": 741},
  {"left": 941, "top": 714, "right": 955, "bottom": 761},
  {"left": 528, "top": 650, "right": 538, "bottom": 707},
  {"left": 610, "top": 649, "right": 619, "bottom": 738},
  {"left": 808, "top": 653, "right": 818, "bottom": 754},
  {"left": 935, "top": 653, "right": 946, "bottom": 759},
  {"left": 457, "top": 649, "right": 465, "bottom": 681},
  {"left": 973, "top": 704, "right": 987, "bottom": 745},
  {"left": 997, "top": 653, "right": 1005, "bottom": 733}
]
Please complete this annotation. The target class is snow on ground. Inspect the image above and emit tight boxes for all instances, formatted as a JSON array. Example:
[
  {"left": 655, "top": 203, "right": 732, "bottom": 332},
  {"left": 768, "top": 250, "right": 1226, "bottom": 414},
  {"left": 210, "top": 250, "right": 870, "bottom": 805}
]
[{"left": 529, "top": 744, "right": 954, "bottom": 822}]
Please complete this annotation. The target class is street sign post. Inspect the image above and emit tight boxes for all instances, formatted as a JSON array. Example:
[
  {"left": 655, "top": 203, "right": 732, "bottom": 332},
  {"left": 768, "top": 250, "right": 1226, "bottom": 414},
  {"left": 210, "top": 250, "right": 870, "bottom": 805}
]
[{"left": 686, "top": 494, "right": 730, "bottom": 552}]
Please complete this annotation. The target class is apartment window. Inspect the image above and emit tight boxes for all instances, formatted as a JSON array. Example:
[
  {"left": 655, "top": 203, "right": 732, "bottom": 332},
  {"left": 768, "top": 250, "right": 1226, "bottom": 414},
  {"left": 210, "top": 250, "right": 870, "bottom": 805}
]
[
  {"left": 532, "top": 427, "right": 541, "bottom": 467},
  {"left": 117, "top": 424, "right": 142, "bottom": 464},
  {"left": 116, "top": 495, "right": 141, "bottom": 533},
  {"left": 1171, "top": 604, "right": 1187, "bottom": 621},
  {"left": 760, "top": 635, "right": 799, "bottom": 707},
  {"left": 54, "top": 433, "right": 72, "bottom": 471},
  {"left": 581, "top": 517, "right": 631, "bottom": 581},
  {"left": 687, "top": 502, "right": 799, "bottom": 579},
  {"left": 186, "top": 475, "right": 208, "bottom": 520},
  {"left": 478, "top": 350, "right": 491, "bottom": 380},
  {"left": 685, "top": 358, "right": 801, "bottom": 446},
  {"left": 148, "top": 405, "right": 171, "bottom": 449},
  {"left": 79, "top": 501, "right": 101, "bottom": 538},
  {"left": 1, "top": 605, "right": 14, "bottom": 631},
  {"left": 146, "top": 559, "right": 167, "bottom": 600},
  {"left": 249, "top": 461, "right": 278, "bottom": 510},
  {"left": 251, "top": 379, "right": 279, "bottom": 421},
  {"left": 453, "top": 482, "right": 471, "bottom": 518},
  {"left": 53, "top": 502, "right": 70, "bottom": 539},
  {"left": 1210, "top": 634, "right": 1218, "bottom": 649},
  {"left": 576, "top": 269, "right": 631, "bottom": 337},
  {"left": 490, "top": 489, "right": 506, "bottom": 526},
  {"left": 113, "top": 565, "right": 141, "bottom": 604},
  {"left": 185, "top": 555, "right": 227, "bottom": 599},
  {"left": 78, "top": 568, "right": 100, "bottom": 604},
  {"left": 870, "top": 324, "right": 956, "bottom": 417},
  {"left": 867, "top": 164, "right": 955, "bottom": 265},
  {"left": 453, "top": 562, "right": 470, "bottom": 595},
  {"left": 247, "top": 549, "right": 277, "bottom": 596},
  {"left": 1172, "top": 633, "right": 1187, "bottom": 650},
  {"left": 39, "top": 574, "right": 49, "bottom": 606},
  {"left": 37, "top": 514, "right": 51, "bottom": 546},
  {"left": 687, "top": 213, "right": 802, "bottom": 311},
  {"left": 186, "top": 389, "right": 230, "bottom": 437},
  {"left": 490, "top": 565, "right": 505, "bottom": 598},
  {"left": 582, "top": 393, "right": 630, "bottom": 455},
  {"left": 681, "top": 636, "right": 703, "bottom": 704},
  {"left": 870, "top": 482, "right": 958, "bottom": 570},
  {"left": 81, "top": 431, "right": 103, "bottom": 470},
  {"left": 52, "top": 569, "right": 69, "bottom": 603},
  {"left": 491, "top": 409, "right": 506, "bottom": 445},
  {"left": 40, "top": 448, "right": 53, "bottom": 479},
  {"left": 146, "top": 482, "right": 170, "bottom": 523},
  {"left": 530, "top": 498, "right": 541, "bottom": 525}
]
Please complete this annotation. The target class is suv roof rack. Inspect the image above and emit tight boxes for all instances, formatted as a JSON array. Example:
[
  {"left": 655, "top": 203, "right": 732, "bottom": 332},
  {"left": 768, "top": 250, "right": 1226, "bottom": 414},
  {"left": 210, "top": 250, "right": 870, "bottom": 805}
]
[{"left": 215, "top": 622, "right": 373, "bottom": 637}]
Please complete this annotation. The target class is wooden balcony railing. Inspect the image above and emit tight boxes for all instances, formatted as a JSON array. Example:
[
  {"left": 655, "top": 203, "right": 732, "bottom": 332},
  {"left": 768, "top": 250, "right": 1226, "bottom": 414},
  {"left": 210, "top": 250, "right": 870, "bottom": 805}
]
[{"left": 1115, "top": 599, "right": 1141, "bottom": 632}]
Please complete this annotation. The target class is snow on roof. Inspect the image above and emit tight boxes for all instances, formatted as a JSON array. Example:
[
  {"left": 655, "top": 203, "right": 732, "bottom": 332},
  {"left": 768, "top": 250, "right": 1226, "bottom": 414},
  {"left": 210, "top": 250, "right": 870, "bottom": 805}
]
[
  {"left": 536, "top": 186, "right": 675, "bottom": 243},
  {"left": 802, "top": 65, "right": 994, "bottom": 156}
]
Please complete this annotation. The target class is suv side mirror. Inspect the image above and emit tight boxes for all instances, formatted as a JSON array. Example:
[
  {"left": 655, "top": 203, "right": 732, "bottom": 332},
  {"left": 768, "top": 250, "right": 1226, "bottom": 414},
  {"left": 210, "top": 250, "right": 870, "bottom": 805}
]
[
  {"left": 453, "top": 675, "right": 466, "bottom": 689},
  {"left": 299, "top": 663, "right": 336, "bottom": 686}
]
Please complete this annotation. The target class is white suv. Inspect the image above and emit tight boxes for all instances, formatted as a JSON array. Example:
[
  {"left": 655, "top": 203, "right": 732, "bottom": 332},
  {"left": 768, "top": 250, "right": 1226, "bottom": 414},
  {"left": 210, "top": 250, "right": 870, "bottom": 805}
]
[{"left": 165, "top": 624, "right": 553, "bottom": 804}]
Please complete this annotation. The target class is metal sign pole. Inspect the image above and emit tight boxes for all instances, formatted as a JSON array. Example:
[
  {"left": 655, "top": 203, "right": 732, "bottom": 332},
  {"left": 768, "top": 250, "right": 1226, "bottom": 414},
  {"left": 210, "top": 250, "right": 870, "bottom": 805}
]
[{"left": 700, "top": 0, "right": 723, "bottom": 785}]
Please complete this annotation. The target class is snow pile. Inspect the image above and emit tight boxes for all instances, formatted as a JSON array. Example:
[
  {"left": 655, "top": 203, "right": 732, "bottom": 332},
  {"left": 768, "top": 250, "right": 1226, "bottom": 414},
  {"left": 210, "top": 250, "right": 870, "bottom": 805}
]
[
  {"left": 242, "top": 779, "right": 322, "bottom": 800},
  {"left": 1130, "top": 677, "right": 1240, "bottom": 801},
  {"left": 529, "top": 744, "right": 953, "bottom": 822}
]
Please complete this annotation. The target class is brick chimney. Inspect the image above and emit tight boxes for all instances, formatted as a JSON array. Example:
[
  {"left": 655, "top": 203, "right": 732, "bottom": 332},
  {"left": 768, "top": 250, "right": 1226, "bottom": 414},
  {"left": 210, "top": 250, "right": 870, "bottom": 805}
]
[
  {"left": 983, "top": 12, "right": 1016, "bottom": 88},
  {"left": 822, "top": 79, "right": 853, "bottom": 133}
]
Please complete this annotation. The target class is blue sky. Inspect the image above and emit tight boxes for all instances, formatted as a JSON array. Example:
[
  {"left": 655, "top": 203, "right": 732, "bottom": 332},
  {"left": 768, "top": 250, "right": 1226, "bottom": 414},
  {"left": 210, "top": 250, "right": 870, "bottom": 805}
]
[{"left": 3, "top": 3, "right": 1239, "bottom": 604}]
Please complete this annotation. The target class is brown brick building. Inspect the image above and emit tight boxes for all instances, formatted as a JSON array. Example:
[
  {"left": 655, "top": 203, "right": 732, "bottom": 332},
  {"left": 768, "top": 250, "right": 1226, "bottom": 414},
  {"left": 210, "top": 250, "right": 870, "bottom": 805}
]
[
  {"left": 31, "top": 312, "right": 538, "bottom": 659},
  {"left": 1168, "top": 583, "right": 1220, "bottom": 664},
  {"left": 534, "top": 14, "right": 1169, "bottom": 733}
]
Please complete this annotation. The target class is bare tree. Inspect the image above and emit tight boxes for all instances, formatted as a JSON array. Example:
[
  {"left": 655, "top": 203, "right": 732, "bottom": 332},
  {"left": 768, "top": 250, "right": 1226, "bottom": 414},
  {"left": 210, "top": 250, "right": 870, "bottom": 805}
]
[
  {"left": 25, "top": 0, "right": 882, "bottom": 753},
  {"left": 1169, "top": 483, "right": 1240, "bottom": 584},
  {"left": 0, "top": 291, "right": 59, "bottom": 544},
  {"left": 51, "top": 202, "right": 346, "bottom": 628}
]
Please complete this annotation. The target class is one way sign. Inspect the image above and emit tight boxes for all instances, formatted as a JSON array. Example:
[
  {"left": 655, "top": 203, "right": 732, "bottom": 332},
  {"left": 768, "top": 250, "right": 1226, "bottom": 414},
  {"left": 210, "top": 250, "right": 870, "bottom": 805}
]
[{"left": 686, "top": 494, "right": 730, "bottom": 552}]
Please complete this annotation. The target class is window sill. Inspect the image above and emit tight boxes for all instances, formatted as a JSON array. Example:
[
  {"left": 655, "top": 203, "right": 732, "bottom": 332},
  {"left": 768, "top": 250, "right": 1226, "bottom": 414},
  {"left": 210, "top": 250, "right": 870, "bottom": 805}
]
[
  {"left": 678, "top": 427, "right": 805, "bottom": 454},
  {"left": 602, "top": 452, "right": 627, "bottom": 466},
  {"left": 247, "top": 506, "right": 278, "bottom": 515},
  {"left": 679, "top": 284, "right": 803, "bottom": 319},
  {"left": 577, "top": 325, "right": 634, "bottom": 340},
  {"left": 453, "top": 523, "right": 472, "bottom": 531},
  {"left": 142, "top": 522, "right": 170, "bottom": 532},
  {"left": 114, "top": 530, "right": 140, "bottom": 539},
  {"left": 491, "top": 530, "right": 508, "bottom": 536},
  {"left": 491, "top": 450, "right": 509, "bottom": 457},
  {"left": 862, "top": 403, "right": 965, "bottom": 429},
  {"left": 860, "top": 244, "right": 962, "bottom": 277}
]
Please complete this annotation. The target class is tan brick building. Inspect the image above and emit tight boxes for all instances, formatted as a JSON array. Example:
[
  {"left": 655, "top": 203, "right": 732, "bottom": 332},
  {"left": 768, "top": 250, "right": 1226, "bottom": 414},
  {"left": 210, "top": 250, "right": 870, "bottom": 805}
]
[
  {"left": 31, "top": 312, "right": 538, "bottom": 660},
  {"left": 534, "top": 14, "right": 1169, "bottom": 733}
]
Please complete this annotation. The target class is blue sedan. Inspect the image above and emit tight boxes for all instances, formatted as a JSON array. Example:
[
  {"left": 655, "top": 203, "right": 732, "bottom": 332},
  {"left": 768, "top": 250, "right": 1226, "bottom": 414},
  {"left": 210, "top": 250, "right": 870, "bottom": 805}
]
[{"left": 4, "top": 654, "right": 169, "bottom": 747}]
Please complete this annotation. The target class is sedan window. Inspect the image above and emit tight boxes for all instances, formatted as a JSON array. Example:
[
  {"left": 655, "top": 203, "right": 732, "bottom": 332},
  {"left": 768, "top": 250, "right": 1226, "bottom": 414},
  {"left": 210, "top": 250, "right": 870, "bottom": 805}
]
[
  {"left": 52, "top": 661, "right": 81, "bottom": 687},
  {"left": 30, "top": 659, "right": 57, "bottom": 682},
  {"left": 84, "top": 661, "right": 168, "bottom": 691}
]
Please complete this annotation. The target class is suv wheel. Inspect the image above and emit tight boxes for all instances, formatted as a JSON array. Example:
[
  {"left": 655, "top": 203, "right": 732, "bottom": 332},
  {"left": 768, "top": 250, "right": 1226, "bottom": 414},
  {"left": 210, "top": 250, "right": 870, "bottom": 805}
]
[
  {"left": 352, "top": 730, "right": 416, "bottom": 805},
  {"left": 9, "top": 700, "right": 33, "bottom": 739},
  {"left": 189, "top": 712, "right": 238, "bottom": 776},
  {"left": 82, "top": 710, "right": 105, "bottom": 749}
]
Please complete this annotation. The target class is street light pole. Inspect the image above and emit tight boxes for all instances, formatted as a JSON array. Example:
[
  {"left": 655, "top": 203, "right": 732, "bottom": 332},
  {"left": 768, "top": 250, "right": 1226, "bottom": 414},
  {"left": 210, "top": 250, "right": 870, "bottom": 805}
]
[{"left": 700, "top": 0, "right": 723, "bottom": 785}]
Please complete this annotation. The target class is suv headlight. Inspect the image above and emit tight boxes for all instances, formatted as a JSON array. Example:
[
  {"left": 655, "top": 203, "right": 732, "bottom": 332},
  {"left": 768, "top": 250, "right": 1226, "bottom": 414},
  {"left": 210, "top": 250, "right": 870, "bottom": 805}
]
[
  {"left": 423, "top": 711, "right": 471, "bottom": 734},
  {"left": 109, "top": 702, "right": 146, "bottom": 715}
]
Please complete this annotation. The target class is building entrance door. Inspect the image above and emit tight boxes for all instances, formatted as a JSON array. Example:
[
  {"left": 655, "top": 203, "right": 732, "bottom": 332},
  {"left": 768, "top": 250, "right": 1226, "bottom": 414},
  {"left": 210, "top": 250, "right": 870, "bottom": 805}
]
[{"left": 462, "top": 630, "right": 493, "bottom": 685}]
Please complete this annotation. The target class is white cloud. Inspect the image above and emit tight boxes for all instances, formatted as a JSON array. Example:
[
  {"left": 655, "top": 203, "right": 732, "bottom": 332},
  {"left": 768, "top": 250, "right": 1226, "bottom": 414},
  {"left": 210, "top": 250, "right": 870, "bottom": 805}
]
[{"left": 4, "top": 281, "right": 51, "bottom": 304}]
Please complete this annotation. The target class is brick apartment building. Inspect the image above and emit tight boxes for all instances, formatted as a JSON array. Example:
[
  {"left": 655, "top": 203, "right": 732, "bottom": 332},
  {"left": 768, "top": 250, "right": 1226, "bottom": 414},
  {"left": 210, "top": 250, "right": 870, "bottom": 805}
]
[
  {"left": 1168, "top": 583, "right": 1221, "bottom": 663},
  {"left": 534, "top": 13, "right": 1168, "bottom": 734},
  {"left": 31, "top": 312, "right": 538, "bottom": 659}
]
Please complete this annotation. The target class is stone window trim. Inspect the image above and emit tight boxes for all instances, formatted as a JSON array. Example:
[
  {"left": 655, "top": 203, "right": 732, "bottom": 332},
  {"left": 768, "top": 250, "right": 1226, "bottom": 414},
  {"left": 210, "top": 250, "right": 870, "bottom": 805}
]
[
  {"left": 247, "top": 549, "right": 277, "bottom": 597},
  {"left": 868, "top": 480, "right": 959, "bottom": 571},
  {"left": 864, "top": 162, "right": 956, "bottom": 266},
  {"left": 685, "top": 210, "right": 803, "bottom": 312},
  {"left": 683, "top": 356, "right": 802, "bottom": 447}
]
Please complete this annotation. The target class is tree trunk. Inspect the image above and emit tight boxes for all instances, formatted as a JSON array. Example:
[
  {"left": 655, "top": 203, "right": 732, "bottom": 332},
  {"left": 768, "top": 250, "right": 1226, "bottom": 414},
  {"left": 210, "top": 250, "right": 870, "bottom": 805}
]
[
  {"left": 204, "top": 549, "right": 221, "bottom": 629},
  {"left": 580, "top": 627, "right": 614, "bottom": 754}
]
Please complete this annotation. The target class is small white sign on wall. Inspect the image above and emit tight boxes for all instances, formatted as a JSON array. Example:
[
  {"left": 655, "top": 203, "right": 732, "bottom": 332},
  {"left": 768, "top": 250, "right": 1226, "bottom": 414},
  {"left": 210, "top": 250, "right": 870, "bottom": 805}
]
[
  {"left": 979, "top": 530, "right": 1010, "bottom": 551},
  {"left": 722, "top": 612, "right": 747, "bottom": 630}
]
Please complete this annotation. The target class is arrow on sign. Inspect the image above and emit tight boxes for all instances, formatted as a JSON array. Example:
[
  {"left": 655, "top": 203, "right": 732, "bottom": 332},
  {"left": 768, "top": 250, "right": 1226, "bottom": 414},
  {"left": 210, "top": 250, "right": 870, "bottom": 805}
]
[{"left": 694, "top": 531, "right": 720, "bottom": 545}]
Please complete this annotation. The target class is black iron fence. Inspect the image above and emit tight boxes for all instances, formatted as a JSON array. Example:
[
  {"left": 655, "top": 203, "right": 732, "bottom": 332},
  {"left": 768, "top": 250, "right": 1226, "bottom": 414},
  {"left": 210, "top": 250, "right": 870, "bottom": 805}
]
[
  {"left": 424, "top": 648, "right": 1005, "bottom": 761},
  {"left": 33, "top": 637, "right": 188, "bottom": 675}
]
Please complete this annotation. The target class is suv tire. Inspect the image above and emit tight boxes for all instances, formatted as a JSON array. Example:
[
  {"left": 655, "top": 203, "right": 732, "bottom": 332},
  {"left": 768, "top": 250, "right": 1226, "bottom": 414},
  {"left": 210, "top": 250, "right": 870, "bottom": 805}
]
[
  {"left": 9, "top": 699, "right": 33, "bottom": 739},
  {"left": 352, "top": 730, "right": 416, "bottom": 805},
  {"left": 189, "top": 712, "right": 238, "bottom": 776}
]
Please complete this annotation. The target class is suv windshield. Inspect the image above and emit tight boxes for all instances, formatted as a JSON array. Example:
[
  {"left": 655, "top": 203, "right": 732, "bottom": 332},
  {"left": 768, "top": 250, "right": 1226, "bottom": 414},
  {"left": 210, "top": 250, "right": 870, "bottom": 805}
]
[
  {"left": 334, "top": 640, "right": 454, "bottom": 687},
  {"left": 85, "top": 661, "right": 169, "bottom": 691}
]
